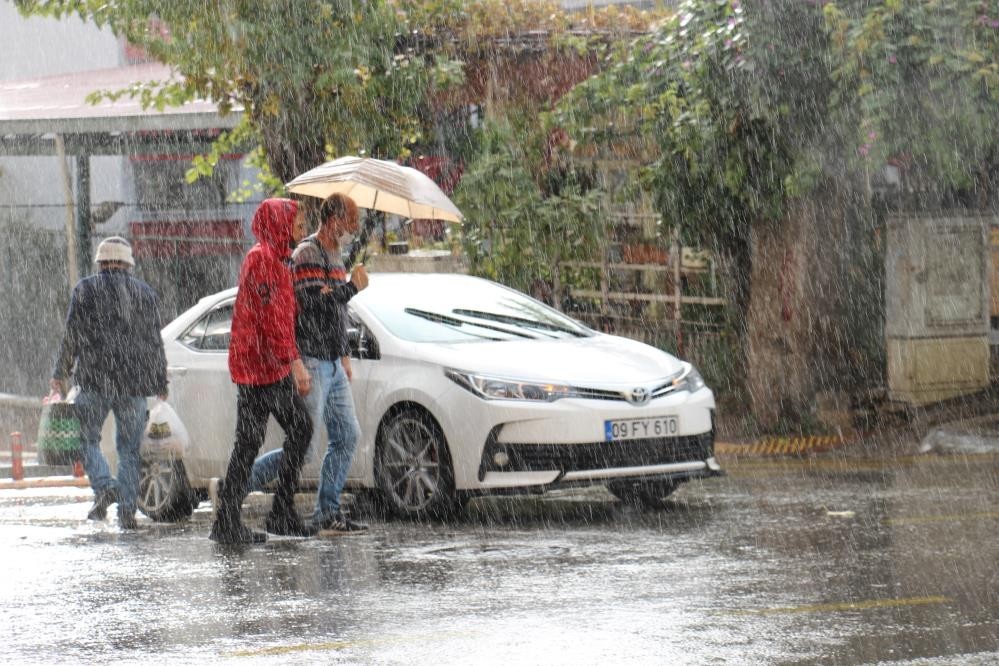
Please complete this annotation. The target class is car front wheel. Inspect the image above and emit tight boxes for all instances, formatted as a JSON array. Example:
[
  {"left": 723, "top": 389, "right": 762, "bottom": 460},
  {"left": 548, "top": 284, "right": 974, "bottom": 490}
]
[
  {"left": 138, "top": 459, "right": 195, "bottom": 522},
  {"left": 376, "top": 408, "right": 463, "bottom": 520}
]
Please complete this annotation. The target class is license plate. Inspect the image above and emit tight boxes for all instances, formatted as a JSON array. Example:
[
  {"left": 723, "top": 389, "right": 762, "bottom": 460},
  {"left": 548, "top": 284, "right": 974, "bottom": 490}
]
[{"left": 605, "top": 415, "right": 679, "bottom": 441}]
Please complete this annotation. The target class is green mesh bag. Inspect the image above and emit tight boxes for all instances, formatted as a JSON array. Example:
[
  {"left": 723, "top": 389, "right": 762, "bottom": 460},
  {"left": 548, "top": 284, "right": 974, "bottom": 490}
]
[{"left": 37, "top": 399, "right": 81, "bottom": 466}]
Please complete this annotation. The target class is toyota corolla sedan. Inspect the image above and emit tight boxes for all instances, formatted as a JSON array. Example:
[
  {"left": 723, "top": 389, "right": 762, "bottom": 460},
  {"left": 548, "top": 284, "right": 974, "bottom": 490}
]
[{"left": 105, "top": 273, "right": 722, "bottom": 521}]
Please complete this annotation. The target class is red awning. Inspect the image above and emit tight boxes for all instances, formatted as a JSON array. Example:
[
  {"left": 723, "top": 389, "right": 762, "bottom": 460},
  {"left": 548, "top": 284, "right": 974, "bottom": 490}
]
[{"left": 130, "top": 220, "right": 244, "bottom": 258}]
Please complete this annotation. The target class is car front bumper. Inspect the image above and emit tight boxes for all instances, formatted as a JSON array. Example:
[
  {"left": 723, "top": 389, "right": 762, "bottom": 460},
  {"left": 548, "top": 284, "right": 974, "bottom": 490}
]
[{"left": 435, "top": 382, "right": 721, "bottom": 492}]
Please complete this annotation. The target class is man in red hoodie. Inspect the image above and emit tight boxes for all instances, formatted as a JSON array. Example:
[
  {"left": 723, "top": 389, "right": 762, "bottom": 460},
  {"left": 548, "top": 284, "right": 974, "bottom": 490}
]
[{"left": 210, "top": 198, "right": 314, "bottom": 544}]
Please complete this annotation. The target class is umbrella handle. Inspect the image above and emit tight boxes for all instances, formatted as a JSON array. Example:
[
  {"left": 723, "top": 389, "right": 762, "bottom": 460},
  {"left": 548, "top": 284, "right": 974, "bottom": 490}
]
[{"left": 346, "top": 210, "right": 376, "bottom": 269}]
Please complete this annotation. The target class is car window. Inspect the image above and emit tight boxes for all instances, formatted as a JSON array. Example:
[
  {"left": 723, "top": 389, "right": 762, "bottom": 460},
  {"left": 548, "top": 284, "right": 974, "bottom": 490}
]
[
  {"left": 179, "top": 301, "right": 234, "bottom": 352},
  {"left": 201, "top": 304, "right": 234, "bottom": 350},
  {"left": 362, "top": 279, "right": 592, "bottom": 343}
]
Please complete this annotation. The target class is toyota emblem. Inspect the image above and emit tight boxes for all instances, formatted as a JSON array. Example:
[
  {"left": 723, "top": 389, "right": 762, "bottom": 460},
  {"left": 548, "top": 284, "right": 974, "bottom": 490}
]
[{"left": 626, "top": 387, "right": 650, "bottom": 406}]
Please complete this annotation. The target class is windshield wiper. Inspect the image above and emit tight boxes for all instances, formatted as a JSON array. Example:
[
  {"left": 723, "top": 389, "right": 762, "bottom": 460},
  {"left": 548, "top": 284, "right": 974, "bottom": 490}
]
[
  {"left": 403, "top": 308, "right": 534, "bottom": 340},
  {"left": 452, "top": 309, "right": 588, "bottom": 337}
]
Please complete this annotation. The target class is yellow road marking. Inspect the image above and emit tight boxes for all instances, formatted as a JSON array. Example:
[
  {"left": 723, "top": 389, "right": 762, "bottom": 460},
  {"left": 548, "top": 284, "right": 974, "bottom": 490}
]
[
  {"left": 227, "top": 629, "right": 475, "bottom": 657},
  {"left": 723, "top": 452, "right": 999, "bottom": 474},
  {"left": 716, "top": 434, "right": 849, "bottom": 458},
  {"left": 726, "top": 595, "right": 951, "bottom": 616},
  {"left": 886, "top": 511, "right": 999, "bottom": 526}
]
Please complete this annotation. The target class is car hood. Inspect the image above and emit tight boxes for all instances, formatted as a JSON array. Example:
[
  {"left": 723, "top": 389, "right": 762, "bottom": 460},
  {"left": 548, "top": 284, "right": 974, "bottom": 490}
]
[{"left": 415, "top": 334, "right": 686, "bottom": 386}]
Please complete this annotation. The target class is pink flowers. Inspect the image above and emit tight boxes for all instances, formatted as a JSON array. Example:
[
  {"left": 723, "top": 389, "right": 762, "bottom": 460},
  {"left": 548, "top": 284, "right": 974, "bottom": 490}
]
[{"left": 858, "top": 131, "right": 877, "bottom": 158}]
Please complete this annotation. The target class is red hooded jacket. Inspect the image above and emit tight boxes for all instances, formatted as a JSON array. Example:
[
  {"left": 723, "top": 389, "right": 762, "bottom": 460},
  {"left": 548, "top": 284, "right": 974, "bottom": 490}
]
[{"left": 229, "top": 198, "right": 300, "bottom": 386}]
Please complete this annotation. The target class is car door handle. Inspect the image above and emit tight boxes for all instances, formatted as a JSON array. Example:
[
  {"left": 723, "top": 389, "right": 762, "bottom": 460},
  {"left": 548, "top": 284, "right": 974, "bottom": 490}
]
[{"left": 167, "top": 366, "right": 188, "bottom": 376}]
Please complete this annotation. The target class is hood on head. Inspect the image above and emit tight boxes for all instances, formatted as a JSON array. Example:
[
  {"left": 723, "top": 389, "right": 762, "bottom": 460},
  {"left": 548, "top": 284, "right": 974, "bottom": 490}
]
[{"left": 252, "top": 198, "right": 298, "bottom": 257}]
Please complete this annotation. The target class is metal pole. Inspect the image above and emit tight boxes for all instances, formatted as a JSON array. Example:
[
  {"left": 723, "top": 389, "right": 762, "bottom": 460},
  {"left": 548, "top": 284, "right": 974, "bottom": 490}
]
[
  {"left": 673, "top": 228, "right": 683, "bottom": 354},
  {"left": 10, "top": 432, "right": 23, "bottom": 481},
  {"left": 54, "top": 135, "right": 79, "bottom": 288},
  {"left": 75, "top": 154, "right": 92, "bottom": 276}
]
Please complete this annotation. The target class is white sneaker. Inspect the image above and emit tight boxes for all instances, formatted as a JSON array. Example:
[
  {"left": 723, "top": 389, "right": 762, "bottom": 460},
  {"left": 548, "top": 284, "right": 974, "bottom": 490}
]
[{"left": 208, "top": 478, "right": 222, "bottom": 522}]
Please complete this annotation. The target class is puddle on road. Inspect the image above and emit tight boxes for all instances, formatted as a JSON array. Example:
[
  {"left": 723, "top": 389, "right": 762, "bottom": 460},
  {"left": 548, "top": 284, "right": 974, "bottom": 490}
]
[{"left": 405, "top": 541, "right": 572, "bottom": 562}]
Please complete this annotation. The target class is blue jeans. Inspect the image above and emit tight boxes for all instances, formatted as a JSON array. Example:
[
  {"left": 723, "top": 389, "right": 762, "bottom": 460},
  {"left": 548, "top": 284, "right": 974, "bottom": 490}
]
[
  {"left": 249, "top": 357, "right": 360, "bottom": 522},
  {"left": 74, "top": 391, "right": 147, "bottom": 513}
]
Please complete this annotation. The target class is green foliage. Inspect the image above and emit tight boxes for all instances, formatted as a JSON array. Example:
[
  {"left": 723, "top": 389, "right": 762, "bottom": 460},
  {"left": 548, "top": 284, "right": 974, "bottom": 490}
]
[
  {"left": 824, "top": 0, "right": 998, "bottom": 195},
  {"left": 18, "top": 0, "right": 458, "bottom": 186},
  {"left": 455, "top": 120, "right": 603, "bottom": 294},
  {"left": 558, "top": 0, "right": 843, "bottom": 254}
]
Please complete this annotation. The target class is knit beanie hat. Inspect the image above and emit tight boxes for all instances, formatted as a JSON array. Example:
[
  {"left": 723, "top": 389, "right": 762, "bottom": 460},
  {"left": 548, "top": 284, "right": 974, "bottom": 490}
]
[{"left": 94, "top": 236, "right": 135, "bottom": 267}]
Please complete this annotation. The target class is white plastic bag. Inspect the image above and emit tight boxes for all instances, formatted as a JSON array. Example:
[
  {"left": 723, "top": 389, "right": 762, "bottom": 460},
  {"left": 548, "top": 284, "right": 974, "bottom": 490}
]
[{"left": 141, "top": 399, "right": 191, "bottom": 458}]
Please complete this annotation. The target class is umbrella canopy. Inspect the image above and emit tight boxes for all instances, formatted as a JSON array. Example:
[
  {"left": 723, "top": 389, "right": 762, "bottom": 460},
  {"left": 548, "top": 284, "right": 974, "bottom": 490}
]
[{"left": 286, "top": 156, "right": 463, "bottom": 223}]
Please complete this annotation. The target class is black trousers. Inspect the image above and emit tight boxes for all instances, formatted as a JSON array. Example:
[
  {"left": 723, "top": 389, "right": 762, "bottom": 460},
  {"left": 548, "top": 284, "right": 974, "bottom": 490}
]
[{"left": 218, "top": 375, "right": 313, "bottom": 524}]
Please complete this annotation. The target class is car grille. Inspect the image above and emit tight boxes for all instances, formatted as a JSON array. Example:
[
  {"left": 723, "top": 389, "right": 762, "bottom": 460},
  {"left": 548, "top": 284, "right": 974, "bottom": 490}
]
[
  {"left": 479, "top": 430, "right": 714, "bottom": 477},
  {"left": 573, "top": 376, "right": 682, "bottom": 403}
]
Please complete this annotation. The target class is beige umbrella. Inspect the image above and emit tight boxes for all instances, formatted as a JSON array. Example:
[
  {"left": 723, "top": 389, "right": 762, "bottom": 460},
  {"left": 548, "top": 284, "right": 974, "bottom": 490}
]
[{"left": 286, "top": 156, "right": 463, "bottom": 223}]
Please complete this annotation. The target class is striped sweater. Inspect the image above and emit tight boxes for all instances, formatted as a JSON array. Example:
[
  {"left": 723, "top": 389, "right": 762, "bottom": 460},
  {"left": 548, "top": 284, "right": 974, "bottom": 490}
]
[{"left": 291, "top": 234, "right": 358, "bottom": 361}]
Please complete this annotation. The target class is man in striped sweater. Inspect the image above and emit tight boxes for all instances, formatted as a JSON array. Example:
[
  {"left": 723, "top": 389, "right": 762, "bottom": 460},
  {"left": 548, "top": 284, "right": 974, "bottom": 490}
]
[{"left": 294, "top": 194, "right": 369, "bottom": 533}]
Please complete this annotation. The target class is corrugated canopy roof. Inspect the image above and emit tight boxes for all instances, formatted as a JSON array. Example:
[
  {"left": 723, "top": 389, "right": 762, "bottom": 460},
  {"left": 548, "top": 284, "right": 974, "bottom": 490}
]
[{"left": 0, "top": 62, "right": 240, "bottom": 136}]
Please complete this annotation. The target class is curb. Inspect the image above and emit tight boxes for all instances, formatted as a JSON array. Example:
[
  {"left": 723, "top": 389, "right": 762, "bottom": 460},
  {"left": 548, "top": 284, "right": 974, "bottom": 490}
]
[
  {"left": 0, "top": 476, "right": 89, "bottom": 490},
  {"left": 0, "top": 464, "right": 75, "bottom": 479},
  {"left": 716, "top": 434, "right": 852, "bottom": 458}
]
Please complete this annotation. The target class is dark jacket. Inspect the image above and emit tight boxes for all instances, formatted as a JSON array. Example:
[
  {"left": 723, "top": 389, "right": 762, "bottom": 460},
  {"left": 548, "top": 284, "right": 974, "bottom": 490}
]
[
  {"left": 292, "top": 234, "right": 358, "bottom": 361},
  {"left": 53, "top": 268, "right": 168, "bottom": 397},
  {"left": 229, "top": 198, "right": 300, "bottom": 386}
]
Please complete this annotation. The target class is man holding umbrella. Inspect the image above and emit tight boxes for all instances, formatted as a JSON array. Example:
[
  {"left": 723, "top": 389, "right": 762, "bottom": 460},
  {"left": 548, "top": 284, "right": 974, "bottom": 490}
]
[{"left": 294, "top": 193, "right": 370, "bottom": 532}]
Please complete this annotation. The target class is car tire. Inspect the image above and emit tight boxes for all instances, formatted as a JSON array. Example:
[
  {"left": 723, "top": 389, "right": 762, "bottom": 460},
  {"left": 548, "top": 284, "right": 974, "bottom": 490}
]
[
  {"left": 608, "top": 480, "right": 680, "bottom": 510},
  {"left": 138, "top": 458, "right": 195, "bottom": 522},
  {"left": 375, "top": 407, "right": 464, "bottom": 520}
]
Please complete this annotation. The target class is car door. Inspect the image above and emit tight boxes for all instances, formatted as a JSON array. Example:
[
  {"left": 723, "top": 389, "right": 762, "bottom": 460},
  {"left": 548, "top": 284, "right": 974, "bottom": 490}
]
[
  {"left": 166, "top": 297, "right": 241, "bottom": 483},
  {"left": 342, "top": 309, "right": 377, "bottom": 482}
]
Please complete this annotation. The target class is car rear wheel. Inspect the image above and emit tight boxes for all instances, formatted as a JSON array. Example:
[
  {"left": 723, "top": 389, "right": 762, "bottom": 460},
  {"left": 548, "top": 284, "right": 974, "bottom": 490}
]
[
  {"left": 608, "top": 480, "right": 680, "bottom": 510},
  {"left": 376, "top": 408, "right": 464, "bottom": 520},
  {"left": 138, "top": 458, "right": 195, "bottom": 522}
]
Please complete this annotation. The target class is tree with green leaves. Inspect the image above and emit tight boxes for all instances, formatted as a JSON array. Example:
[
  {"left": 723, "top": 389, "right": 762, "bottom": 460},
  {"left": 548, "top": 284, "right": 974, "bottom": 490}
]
[
  {"left": 455, "top": 119, "right": 603, "bottom": 298},
  {"left": 16, "top": 0, "right": 450, "bottom": 188},
  {"left": 558, "top": 0, "right": 997, "bottom": 429}
]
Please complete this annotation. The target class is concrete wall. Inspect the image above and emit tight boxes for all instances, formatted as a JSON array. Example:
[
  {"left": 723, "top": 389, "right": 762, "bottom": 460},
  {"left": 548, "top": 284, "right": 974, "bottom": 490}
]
[{"left": 0, "top": 3, "right": 122, "bottom": 80}]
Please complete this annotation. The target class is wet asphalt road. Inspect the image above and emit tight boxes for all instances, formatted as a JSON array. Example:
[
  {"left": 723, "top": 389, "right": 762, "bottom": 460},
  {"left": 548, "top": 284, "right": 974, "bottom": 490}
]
[{"left": 1, "top": 451, "right": 997, "bottom": 665}]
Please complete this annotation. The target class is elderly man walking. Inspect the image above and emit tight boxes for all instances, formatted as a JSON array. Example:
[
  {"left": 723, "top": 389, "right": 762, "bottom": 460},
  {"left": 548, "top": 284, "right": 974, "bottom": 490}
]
[{"left": 51, "top": 236, "right": 168, "bottom": 530}]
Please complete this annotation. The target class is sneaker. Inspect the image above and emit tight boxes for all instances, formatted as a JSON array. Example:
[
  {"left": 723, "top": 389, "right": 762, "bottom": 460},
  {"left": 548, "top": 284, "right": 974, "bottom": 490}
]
[
  {"left": 208, "top": 478, "right": 223, "bottom": 521},
  {"left": 209, "top": 520, "right": 267, "bottom": 544},
  {"left": 118, "top": 508, "right": 138, "bottom": 530},
  {"left": 87, "top": 488, "right": 117, "bottom": 521},
  {"left": 315, "top": 511, "right": 368, "bottom": 535},
  {"left": 265, "top": 512, "right": 318, "bottom": 538}
]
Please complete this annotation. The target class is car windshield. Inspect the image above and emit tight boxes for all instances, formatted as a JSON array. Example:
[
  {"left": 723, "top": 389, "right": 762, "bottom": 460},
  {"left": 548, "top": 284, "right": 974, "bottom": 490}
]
[{"left": 361, "top": 277, "right": 593, "bottom": 343}]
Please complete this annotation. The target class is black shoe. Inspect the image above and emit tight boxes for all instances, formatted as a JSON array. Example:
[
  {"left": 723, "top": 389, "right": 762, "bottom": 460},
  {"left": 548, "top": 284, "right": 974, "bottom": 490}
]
[
  {"left": 210, "top": 520, "right": 267, "bottom": 544},
  {"left": 315, "top": 511, "right": 369, "bottom": 535},
  {"left": 265, "top": 511, "right": 317, "bottom": 537},
  {"left": 87, "top": 488, "right": 117, "bottom": 521},
  {"left": 118, "top": 508, "right": 138, "bottom": 530}
]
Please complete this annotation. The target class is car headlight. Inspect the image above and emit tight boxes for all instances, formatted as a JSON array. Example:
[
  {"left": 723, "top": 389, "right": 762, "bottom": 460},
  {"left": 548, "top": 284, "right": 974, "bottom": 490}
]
[
  {"left": 673, "top": 365, "right": 706, "bottom": 393},
  {"left": 445, "top": 369, "right": 578, "bottom": 402}
]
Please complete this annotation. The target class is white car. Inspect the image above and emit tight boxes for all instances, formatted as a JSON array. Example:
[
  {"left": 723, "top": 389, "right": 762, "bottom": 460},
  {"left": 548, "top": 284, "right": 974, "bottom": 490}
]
[{"left": 105, "top": 273, "right": 722, "bottom": 521}]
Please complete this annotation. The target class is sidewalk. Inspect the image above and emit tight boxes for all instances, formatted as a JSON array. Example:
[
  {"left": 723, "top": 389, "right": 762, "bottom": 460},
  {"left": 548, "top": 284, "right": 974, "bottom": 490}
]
[{"left": 0, "top": 450, "right": 85, "bottom": 489}]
